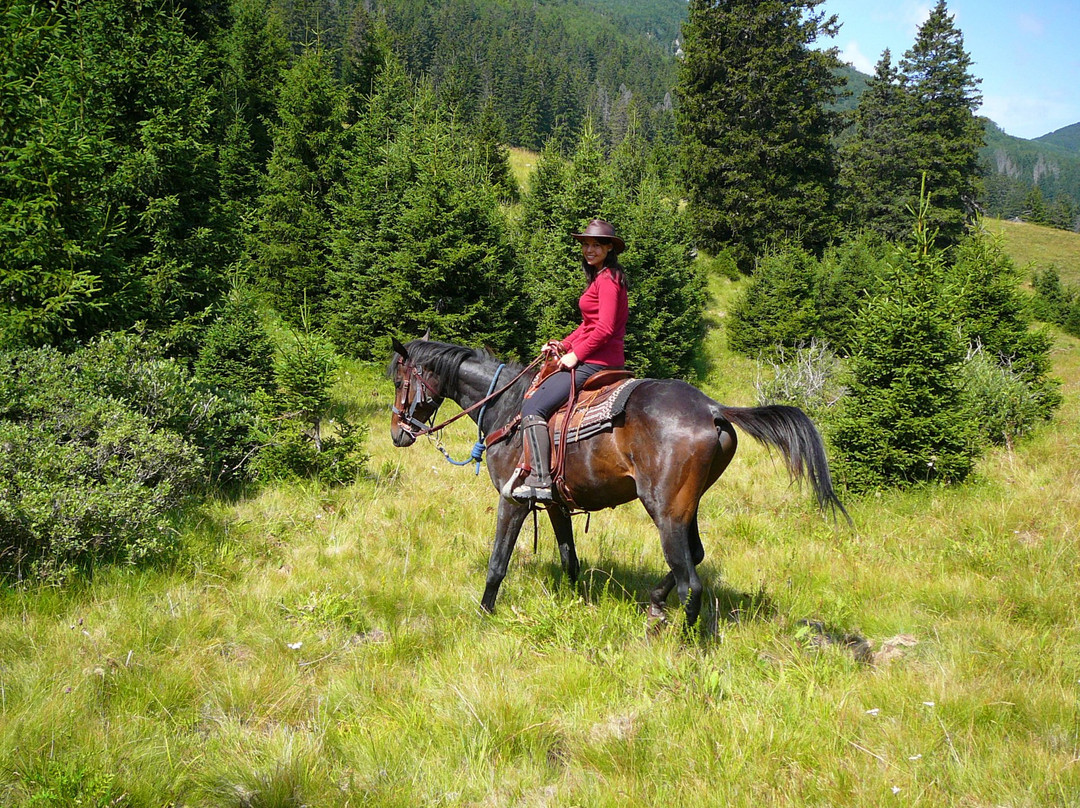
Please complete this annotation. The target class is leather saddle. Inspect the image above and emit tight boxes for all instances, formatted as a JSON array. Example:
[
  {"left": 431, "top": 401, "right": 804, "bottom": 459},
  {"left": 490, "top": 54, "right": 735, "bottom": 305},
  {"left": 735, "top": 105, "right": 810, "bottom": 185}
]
[{"left": 550, "top": 370, "right": 641, "bottom": 446}]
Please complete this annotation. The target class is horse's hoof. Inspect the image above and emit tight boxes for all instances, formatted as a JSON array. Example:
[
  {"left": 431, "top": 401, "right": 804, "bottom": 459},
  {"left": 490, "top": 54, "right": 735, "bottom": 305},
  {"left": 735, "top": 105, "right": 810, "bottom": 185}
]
[{"left": 647, "top": 604, "right": 668, "bottom": 635}]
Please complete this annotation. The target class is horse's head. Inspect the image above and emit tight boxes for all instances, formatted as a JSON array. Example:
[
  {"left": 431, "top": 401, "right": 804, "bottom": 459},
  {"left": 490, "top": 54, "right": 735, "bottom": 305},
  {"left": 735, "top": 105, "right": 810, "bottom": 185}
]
[{"left": 389, "top": 337, "right": 444, "bottom": 447}]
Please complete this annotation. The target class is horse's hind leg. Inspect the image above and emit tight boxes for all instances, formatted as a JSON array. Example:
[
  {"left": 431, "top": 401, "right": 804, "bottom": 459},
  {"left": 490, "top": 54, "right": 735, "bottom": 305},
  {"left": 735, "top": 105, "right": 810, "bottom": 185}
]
[
  {"left": 649, "top": 511, "right": 705, "bottom": 624},
  {"left": 547, "top": 506, "right": 579, "bottom": 584}
]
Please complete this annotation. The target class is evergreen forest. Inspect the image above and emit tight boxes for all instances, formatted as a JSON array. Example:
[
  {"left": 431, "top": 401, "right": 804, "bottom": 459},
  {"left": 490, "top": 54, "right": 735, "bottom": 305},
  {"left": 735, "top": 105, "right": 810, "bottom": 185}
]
[
  {"left": 3, "top": 2, "right": 1080, "bottom": 804},
  {"left": 2, "top": 0, "right": 1076, "bottom": 580}
]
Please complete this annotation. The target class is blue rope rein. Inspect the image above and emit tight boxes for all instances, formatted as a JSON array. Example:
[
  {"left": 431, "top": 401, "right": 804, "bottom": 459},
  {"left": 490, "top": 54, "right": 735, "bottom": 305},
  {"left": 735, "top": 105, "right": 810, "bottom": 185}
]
[{"left": 435, "top": 363, "right": 505, "bottom": 475}]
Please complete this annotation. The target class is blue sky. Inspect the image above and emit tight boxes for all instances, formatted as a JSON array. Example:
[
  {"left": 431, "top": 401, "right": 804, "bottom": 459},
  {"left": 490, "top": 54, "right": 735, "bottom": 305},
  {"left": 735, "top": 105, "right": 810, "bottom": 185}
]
[{"left": 817, "top": 0, "right": 1080, "bottom": 140}]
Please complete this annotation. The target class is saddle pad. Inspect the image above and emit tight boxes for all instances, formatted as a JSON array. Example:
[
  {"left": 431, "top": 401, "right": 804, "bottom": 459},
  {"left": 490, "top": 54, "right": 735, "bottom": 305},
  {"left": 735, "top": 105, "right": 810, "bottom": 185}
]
[{"left": 552, "top": 377, "right": 648, "bottom": 446}]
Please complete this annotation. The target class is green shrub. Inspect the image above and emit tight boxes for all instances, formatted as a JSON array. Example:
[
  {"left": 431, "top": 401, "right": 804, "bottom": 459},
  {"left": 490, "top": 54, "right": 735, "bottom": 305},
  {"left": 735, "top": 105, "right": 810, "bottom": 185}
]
[
  {"left": 961, "top": 346, "right": 1049, "bottom": 449},
  {"left": 75, "top": 332, "right": 262, "bottom": 486},
  {"left": 253, "top": 326, "right": 368, "bottom": 485},
  {"left": 0, "top": 347, "right": 203, "bottom": 582}
]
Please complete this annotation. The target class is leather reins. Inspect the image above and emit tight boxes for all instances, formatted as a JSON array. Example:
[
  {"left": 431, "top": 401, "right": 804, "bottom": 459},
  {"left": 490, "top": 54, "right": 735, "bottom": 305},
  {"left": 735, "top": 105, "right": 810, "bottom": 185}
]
[{"left": 392, "top": 353, "right": 546, "bottom": 440}]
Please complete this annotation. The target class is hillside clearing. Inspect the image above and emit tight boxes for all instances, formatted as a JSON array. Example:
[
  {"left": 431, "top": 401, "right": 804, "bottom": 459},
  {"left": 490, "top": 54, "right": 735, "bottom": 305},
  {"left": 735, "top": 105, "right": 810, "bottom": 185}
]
[
  {"left": 2, "top": 273, "right": 1079, "bottom": 806},
  {"left": 984, "top": 217, "right": 1080, "bottom": 285}
]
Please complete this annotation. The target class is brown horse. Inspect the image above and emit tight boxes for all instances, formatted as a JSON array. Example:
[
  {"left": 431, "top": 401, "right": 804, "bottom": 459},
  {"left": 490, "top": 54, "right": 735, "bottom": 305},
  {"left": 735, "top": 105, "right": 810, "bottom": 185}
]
[{"left": 389, "top": 338, "right": 847, "bottom": 627}]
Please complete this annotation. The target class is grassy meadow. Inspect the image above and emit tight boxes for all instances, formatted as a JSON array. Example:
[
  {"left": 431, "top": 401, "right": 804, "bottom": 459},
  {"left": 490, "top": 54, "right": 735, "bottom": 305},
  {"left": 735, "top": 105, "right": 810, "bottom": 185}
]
[
  {"left": 2, "top": 247, "right": 1080, "bottom": 806},
  {"left": 983, "top": 218, "right": 1080, "bottom": 286}
]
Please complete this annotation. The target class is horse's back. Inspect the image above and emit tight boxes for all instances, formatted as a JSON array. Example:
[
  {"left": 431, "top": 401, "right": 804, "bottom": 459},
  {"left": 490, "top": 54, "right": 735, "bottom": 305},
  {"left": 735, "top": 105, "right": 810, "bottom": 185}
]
[{"left": 563, "top": 378, "right": 733, "bottom": 511}]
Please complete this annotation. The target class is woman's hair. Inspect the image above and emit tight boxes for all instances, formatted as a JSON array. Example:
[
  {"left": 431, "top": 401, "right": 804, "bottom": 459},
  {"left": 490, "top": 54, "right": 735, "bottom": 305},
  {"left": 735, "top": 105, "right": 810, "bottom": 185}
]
[{"left": 581, "top": 248, "right": 628, "bottom": 289}]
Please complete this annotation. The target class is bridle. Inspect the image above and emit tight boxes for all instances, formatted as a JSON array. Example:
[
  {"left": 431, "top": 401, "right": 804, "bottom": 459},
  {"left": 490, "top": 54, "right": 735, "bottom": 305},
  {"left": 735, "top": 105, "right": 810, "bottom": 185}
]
[
  {"left": 391, "top": 351, "right": 547, "bottom": 441},
  {"left": 392, "top": 356, "right": 444, "bottom": 437}
]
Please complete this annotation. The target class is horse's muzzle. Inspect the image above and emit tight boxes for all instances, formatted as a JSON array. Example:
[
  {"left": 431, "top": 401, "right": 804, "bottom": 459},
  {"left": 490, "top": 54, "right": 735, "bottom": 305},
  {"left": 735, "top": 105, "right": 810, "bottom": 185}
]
[{"left": 391, "top": 423, "right": 417, "bottom": 447}]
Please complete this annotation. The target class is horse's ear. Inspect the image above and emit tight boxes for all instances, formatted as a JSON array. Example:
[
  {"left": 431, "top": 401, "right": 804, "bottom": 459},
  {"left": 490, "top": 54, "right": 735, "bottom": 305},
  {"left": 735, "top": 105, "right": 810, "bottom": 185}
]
[
  {"left": 391, "top": 337, "right": 410, "bottom": 361},
  {"left": 421, "top": 328, "right": 431, "bottom": 341}
]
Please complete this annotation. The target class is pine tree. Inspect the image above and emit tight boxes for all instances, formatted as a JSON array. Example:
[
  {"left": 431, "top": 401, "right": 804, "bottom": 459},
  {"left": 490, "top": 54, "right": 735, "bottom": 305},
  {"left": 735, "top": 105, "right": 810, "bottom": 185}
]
[
  {"left": 473, "top": 99, "right": 520, "bottom": 204},
  {"left": 898, "top": 0, "right": 983, "bottom": 247},
  {"left": 828, "top": 199, "right": 979, "bottom": 491},
  {"left": 252, "top": 46, "right": 345, "bottom": 324},
  {"left": 521, "top": 123, "right": 610, "bottom": 344},
  {"left": 194, "top": 287, "right": 275, "bottom": 396},
  {"left": 676, "top": 0, "right": 844, "bottom": 270},
  {"left": 838, "top": 50, "right": 915, "bottom": 241}
]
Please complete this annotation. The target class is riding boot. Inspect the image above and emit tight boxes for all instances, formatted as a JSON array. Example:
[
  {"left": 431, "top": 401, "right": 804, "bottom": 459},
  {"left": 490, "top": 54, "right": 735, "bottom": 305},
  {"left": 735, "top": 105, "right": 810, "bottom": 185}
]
[{"left": 511, "top": 414, "right": 554, "bottom": 502}]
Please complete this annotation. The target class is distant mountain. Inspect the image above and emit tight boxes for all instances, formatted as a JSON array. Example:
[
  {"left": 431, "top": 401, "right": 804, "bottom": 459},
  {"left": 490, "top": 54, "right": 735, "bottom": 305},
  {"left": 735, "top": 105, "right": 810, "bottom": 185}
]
[
  {"left": 1035, "top": 123, "right": 1080, "bottom": 155},
  {"left": 576, "top": 0, "right": 687, "bottom": 52},
  {"left": 981, "top": 120, "right": 1080, "bottom": 221},
  {"left": 833, "top": 63, "right": 1080, "bottom": 223}
]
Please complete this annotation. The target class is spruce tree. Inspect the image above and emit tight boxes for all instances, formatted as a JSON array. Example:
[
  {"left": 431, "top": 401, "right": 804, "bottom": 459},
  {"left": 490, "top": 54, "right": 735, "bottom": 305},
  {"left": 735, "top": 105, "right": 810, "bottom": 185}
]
[
  {"left": 726, "top": 247, "right": 822, "bottom": 358},
  {"left": 2, "top": 0, "right": 234, "bottom": 349},
  {"left": 521, "top": 124, "right": 609, "bottom": 345},
  {"left": 676, "top": 0, "right": 844, "bottom": 270},
  {"left": 829, "top": 200, "right": 978, "bottom": 491},
  {"left": 0, "top": 3, "right": 113, "bottom": 347},
  {"left": 838, "top": 50, "right": 915, "bottom": 242},
  {"left": 220, "top": 0, "right": 291, "bottom": 169},
  {"left": 341, "top": 3, "right": 388, "bottom": 120},
  {"left": 948, "top": 234, "right": 1061, "bottom": 425},
  {"left": 898, "top": 0, "right": 983, "bottom": 247},
  {"left": 516, "top": 125, "right": 704, "bottom": 378},
  {"left": 326, "top": 66, "right": 526, "bottom": 358},
  {"left": 252, "top": 46, "right": 345, "bottom": 325},
  {"left": 617, "top": 171, "right": 704, "bottom": 378}
]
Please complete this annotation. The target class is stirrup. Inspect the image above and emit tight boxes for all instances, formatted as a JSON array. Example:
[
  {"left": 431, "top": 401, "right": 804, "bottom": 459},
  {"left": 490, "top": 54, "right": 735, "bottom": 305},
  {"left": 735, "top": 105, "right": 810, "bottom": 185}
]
[{"left": 510, "top": 482, "right": 553, "bottom": 503}]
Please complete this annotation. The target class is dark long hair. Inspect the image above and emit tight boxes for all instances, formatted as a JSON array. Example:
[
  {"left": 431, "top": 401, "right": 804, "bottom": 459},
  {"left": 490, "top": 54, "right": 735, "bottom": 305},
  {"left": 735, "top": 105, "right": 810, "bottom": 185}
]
[{"left": 581, "top": 249, "right": 628, "bottom": 289}]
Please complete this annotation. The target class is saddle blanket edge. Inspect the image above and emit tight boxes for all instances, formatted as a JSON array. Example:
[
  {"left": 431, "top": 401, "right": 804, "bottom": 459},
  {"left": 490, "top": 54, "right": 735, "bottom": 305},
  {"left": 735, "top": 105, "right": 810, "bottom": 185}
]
[{"left": 552, "top": 377, "right": 648, "bottom": 447}]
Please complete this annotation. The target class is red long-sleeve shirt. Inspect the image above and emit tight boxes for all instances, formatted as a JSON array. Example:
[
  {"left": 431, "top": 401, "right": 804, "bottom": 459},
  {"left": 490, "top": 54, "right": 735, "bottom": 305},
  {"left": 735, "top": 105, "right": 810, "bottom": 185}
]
[{"left": 562, "top": 268, "right": 628, "bottom": 367}]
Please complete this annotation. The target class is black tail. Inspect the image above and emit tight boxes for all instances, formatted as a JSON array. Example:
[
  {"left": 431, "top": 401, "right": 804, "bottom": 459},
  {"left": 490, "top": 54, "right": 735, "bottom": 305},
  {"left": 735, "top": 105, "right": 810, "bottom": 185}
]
[{"left": 717, "top": 405, "right": 850, "bottom": 524}]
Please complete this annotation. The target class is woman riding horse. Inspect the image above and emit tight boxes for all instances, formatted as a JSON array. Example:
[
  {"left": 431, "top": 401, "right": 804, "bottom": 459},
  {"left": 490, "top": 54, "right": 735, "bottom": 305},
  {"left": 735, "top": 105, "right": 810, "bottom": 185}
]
[{"left": 510, "top": 219, "right": 629, "bottom": 503}]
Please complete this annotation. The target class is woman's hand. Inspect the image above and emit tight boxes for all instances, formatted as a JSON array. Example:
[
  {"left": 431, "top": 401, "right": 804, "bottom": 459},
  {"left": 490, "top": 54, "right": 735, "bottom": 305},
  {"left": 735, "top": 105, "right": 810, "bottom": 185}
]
[
  {"left": 559, "top": 351, "right": 579, "bottom": 369},
  {"left": 542, "top": 340, "right": 564, "bottom": 359}
]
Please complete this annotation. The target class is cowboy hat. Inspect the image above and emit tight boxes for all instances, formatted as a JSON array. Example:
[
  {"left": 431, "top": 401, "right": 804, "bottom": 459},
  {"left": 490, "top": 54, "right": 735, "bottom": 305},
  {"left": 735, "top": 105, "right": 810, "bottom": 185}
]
[{"left": 571, "top": 219, "right": 625, "bottom": 254}]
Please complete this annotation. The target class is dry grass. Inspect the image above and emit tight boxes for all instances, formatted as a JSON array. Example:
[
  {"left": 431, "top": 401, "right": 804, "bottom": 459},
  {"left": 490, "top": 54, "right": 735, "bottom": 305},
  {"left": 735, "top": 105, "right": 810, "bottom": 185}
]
[{"left": 2, "top": 273, "right": 1080, "bottom": 806}]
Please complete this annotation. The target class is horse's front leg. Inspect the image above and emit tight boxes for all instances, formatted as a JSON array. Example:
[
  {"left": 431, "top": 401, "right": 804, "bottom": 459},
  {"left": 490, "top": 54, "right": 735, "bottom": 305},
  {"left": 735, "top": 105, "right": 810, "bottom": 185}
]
[
  {"left": 547, "top": 505, "right": 579, "bottom": 584},
  {"left": 481, "top": 497, "right": 531, "bottom": 613}
]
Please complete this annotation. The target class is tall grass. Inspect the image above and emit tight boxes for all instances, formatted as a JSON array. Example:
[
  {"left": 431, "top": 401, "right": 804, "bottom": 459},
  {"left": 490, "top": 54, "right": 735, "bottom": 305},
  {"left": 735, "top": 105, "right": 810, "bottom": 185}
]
[{"left": 2, "top": 270, "right": 1079, "bottom": 805}]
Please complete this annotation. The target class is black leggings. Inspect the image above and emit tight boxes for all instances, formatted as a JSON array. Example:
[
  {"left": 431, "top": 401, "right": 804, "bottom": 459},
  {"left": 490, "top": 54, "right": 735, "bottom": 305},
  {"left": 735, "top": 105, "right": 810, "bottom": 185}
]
[{"left": 520, "top": 363, "right": 613, "bottom": 420}]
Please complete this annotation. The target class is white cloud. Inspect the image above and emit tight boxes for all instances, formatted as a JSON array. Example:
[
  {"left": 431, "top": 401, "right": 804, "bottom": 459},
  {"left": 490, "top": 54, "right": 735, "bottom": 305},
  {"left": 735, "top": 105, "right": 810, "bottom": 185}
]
[
  {"left": 840, "top": 40, "right": 876, "bottom": 74},
  {"left": 1016, "top": 13, "right": 1045, "bottom": 37},
  {"left": 979, "top": 93, "right": 1079, "bottom": 140},
  {"left": 906, "top": 2, "right": 933, "bottom": 33}
]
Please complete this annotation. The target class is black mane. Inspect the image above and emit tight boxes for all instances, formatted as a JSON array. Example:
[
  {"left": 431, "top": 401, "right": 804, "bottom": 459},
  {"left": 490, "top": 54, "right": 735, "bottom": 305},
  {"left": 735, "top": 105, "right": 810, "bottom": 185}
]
[{"left": 392, "top": 340, "right": 524, "bottom": 392}]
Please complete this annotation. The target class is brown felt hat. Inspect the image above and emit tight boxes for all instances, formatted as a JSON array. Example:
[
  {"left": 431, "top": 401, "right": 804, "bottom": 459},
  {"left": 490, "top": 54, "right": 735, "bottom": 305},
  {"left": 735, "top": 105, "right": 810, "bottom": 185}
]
[{"left": 571, "top": 219, "right": 625, "bottom": 254}]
